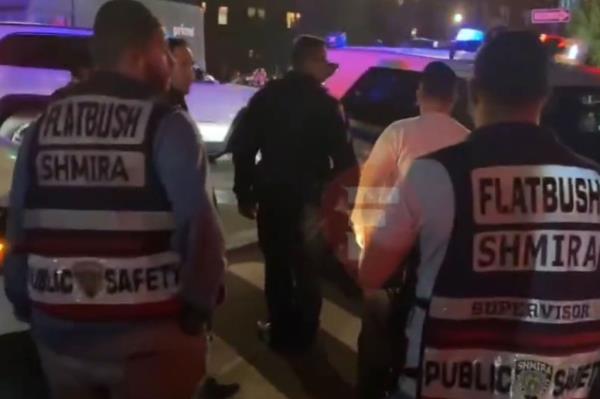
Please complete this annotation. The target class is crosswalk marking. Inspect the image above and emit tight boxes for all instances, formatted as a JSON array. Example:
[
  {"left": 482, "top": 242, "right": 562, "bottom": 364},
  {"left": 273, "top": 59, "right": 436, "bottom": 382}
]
[{"left": 227, "top": 262, "right": 361, "bottom": 351}]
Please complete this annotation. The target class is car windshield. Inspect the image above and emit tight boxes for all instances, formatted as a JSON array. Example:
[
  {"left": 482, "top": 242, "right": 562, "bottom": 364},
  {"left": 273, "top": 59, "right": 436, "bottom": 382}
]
[{"left": 0, "top": 33, "right": 92, "bottom": 72}]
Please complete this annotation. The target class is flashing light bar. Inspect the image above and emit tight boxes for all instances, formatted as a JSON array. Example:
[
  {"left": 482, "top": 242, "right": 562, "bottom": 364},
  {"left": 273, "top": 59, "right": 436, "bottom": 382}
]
[
  {"left": 455, "top": 28, "right": 485, "bottom": 42},
  {"left": 326, "top": 32, "right": 347, "bottom": 48}
]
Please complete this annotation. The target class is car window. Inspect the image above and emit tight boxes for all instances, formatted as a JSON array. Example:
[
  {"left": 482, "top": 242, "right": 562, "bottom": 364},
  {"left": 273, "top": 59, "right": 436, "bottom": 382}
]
[
  {"left": 0, "top": 33, "right": 92, "bottom": 72},
  {"left": 543, "top": 88, "right": 600, "bottom": 164},
  {"left": 342, "top": 66, "right": 473, "bottom": 129},
  {"left": 342, "top": 67, "right": 421, "bottom": 127}
]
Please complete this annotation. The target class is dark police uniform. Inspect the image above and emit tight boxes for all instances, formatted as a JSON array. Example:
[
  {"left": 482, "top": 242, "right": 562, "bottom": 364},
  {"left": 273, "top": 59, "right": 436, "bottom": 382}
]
[
  {"left": 365, "top": 123, "right": 600, "bottom": 398},
  {"left": 233, "top": 71, "right": 358, "bottom": 351}
]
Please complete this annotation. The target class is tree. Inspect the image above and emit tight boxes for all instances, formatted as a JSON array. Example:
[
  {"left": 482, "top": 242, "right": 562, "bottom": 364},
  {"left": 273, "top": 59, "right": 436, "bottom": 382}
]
[{"left": 569, "top": 0, "right": 600, "bottom": 66}]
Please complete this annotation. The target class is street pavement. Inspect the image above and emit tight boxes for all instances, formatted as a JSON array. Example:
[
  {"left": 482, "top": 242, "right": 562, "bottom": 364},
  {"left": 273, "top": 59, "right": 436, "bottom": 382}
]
[{"left": 0, "top": 157, "right": 363, "bottom": 399}]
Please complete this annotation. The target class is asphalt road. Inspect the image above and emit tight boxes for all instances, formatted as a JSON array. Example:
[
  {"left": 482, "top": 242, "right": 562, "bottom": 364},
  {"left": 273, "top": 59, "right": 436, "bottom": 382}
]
[{"left": 0, "top": 157, "right": 363, "bottom": 399}]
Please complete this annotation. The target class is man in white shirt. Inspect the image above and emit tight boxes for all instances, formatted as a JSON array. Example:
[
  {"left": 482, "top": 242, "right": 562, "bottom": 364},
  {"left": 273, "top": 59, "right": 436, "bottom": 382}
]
[
  {"left": 354, "top": 61, "right": 469, "bottom": 399},
  {"left": 352, "top": 61, "right": 469, "bottom": 248}
]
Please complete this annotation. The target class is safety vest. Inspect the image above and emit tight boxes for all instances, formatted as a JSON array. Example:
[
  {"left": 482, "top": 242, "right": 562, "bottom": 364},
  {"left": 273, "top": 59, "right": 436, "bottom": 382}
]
[
  {"left": 400, "top": 123, "right": 600, "bottom": 399},
  {"left": 17, "top": 74, "right": 182, "bottom": 321}
]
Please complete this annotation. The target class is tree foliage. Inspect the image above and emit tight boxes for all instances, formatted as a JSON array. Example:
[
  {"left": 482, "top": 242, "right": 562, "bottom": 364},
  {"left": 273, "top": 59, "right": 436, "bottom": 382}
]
[{"left": 569, "top": 0, "right": 600, "bottom": 66}]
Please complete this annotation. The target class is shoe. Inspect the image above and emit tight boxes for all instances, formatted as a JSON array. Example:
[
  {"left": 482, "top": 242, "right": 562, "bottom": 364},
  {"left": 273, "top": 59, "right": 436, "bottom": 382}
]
[
  {"left": 200, "top": 377, "right": 240, "bottom": 399},
  {"left": 257, "top": 320, "right": 315, "bottom": 355}
]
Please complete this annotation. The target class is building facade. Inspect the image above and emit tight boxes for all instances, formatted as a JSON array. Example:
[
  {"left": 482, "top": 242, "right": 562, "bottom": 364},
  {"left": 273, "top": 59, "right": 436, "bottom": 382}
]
[{"left": 203, "top": 0, "right": 302, "bottom": 79}]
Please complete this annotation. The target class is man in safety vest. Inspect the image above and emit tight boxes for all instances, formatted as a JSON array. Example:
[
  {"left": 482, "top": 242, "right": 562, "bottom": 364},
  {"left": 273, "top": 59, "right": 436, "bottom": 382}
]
[
  {"left": 360, "top": 31, "right": 600, "bottom": 398},
  {"left": 3, "top": 1, "right": 225, "bottom": 398}
]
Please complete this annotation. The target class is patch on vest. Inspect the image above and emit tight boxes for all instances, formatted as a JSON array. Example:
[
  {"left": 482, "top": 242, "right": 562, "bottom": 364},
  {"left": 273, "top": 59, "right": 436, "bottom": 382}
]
[
  {"left": 514, "top": 360, "right": 553, "bottom": 398},
  {"left": 421, "top": 348, "right": 600, "bottom": 399},
  {"left": 36, "top": 150, "right": 145, "bottom": 187},
  {"left": 72, "top": 260, "right": 104, "bottom": 299},
  {"left": 39, "top": 96, "right": 152, "bottom": 145}
]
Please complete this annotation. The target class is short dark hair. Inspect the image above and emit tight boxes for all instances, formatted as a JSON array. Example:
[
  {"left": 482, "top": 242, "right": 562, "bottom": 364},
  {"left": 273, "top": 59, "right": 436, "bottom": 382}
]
[
  {"left": 91, "top": 0, "right": 163, "bottom": 69},
  {"left": 474, "top": 30, "right": 549, "bottom": 107},
  {"left": 291, "top": 35, "right": 326, "bottom": 67},
  {"left": 420, "top": 61, "right": 458, "bottom": 101},
  {"left": 168, "top": 37, "right": 189, "bottom": 52}
]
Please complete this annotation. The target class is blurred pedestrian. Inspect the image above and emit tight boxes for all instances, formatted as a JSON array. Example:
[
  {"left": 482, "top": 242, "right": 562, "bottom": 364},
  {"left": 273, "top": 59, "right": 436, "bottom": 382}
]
[
  {"left": 352, "top": 62, "right": 469, "bottom": 399},
  {"left": 233, "top": 35, "right": 358, "bottom": 354},
  {"left": 167, "top": 37, "right": 195, "bottom": 111},
  {"left": 4, "top": 1, "right": 225, "bottom": 398},
  {"left": 360, "top": 31, "right": 600, "bottom": 399},
  {"left": 166, "top": 36, "right": 240, "bottom": 399}
]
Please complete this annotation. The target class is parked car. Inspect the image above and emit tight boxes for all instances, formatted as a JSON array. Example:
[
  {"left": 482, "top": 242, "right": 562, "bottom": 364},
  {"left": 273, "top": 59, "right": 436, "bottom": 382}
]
[
  {"left": 337, "top": 53, "right": 600, "bottom": 164},
  {"left": 0, "top": 22, "right": 256, "bottom": 158}
]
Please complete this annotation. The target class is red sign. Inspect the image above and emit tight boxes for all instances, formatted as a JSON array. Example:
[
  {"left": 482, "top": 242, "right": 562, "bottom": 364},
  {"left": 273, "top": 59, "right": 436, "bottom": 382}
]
[{"left": 531, "top": 8, "right": 571, "bottom": 24}]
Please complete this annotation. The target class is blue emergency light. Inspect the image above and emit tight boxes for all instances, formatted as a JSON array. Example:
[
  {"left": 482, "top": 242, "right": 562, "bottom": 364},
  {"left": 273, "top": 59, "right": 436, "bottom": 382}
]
[
  {"left": 326, "top": 32, "right": 347, "bottom": 48},
  {"left": 455, "top": 28, "right": 485, "bottom": 42}
]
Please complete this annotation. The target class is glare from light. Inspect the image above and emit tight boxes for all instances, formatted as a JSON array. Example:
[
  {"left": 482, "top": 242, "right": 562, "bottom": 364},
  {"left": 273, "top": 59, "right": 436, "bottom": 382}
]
[
  {"left": 410, "top": 28, "right": 418, "bottom": 37},
  {"left": 433, "top": 41, "right": 439, "bottom": 48},
  {"left": 455, "top": 28, "right": 485, "bottom": 42},
  {"left": 197, "top": 123, "right": 229, "bottom": 143},
  {"left": 453, "top": 12, "right": 464, "bottom": 25},
  {"left": 568, "top": 44, "right": 579, "bottom": 60}
]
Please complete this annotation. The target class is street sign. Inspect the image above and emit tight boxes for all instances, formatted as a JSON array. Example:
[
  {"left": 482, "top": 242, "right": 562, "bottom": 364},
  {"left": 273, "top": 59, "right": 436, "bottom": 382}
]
[{"left": 531, "top": 8, "right": 571, "bottom": 24}]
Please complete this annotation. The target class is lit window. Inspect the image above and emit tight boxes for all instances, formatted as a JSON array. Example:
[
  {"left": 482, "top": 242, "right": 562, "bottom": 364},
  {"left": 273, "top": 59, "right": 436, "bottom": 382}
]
[
  {"left": 248, "top": 7, "right": 257, "bottom": 18},
  {"left": 218, "top": 6, "right": 228, "bottom": 25},
  {"left": 286, "top": 12, "right": 299, "bottom": 29},
  {"left": 258, "top": 8, "right": 266, "bottom": 19}
]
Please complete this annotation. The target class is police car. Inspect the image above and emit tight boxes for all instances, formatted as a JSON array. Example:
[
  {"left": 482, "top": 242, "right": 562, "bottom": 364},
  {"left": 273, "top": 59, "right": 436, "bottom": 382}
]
[
  {"left": 327, "top": 44, "right": 600, "bottom": 164},
  {"left": 0, "top": 22, "right": 256, "bottom": 158}
]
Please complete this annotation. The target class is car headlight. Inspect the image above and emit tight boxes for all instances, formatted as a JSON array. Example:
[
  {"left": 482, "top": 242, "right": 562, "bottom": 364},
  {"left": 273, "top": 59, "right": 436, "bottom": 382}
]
[{"left": 196, "top": 123, "right": 230, "bottom": 143}]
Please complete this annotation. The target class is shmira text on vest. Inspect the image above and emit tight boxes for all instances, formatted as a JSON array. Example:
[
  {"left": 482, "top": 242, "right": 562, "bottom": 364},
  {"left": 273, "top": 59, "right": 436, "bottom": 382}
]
[
  {"left": 36, "top": 150, "right": 145, "bottom": 187},
  {"left": 474, "top": 230, "right": 600, "bottom": 272},
  {"left": 38, "top": 97, "right": 152, "bottom": 145}
]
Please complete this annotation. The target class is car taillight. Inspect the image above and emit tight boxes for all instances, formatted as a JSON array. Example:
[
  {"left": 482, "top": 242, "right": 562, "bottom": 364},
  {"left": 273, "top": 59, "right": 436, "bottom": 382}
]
[{"left": 0, "top": 240, "right": 7, "bottom": 270}]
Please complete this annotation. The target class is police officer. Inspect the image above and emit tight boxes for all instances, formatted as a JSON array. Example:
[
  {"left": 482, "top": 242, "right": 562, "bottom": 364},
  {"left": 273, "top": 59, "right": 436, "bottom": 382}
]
[
  {"left": 233, "top": 35, "right": 358, "bottom": 354},
  {"left": 360, "top": 31, "right": 600, "bottom": 398},
  {"left": 4, "top": 1, "right": 224, "bottom": 398}
]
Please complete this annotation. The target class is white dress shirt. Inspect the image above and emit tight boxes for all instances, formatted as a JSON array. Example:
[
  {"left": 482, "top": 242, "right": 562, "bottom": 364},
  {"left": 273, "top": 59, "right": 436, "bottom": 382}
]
[{"left": 352, "top": 112, "right": 469, "bottom": 247}]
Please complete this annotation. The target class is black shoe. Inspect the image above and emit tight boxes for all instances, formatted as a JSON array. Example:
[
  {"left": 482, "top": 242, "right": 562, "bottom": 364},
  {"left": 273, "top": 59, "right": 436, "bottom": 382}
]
[
  {"left": 200, "top": 377, "right": 240, "bottom": 399},
  {"left": 257, "top": 320, "right": 315, "bottom": 355}
]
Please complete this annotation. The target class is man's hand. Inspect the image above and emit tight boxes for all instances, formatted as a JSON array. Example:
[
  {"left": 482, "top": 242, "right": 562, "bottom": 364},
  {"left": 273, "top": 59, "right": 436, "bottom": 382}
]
[
  {"left": 179, "top": 303, "right": 210, "bottom": 336},
  {"left": 238, "top": 202, "right": 257, "bottom": 220}
]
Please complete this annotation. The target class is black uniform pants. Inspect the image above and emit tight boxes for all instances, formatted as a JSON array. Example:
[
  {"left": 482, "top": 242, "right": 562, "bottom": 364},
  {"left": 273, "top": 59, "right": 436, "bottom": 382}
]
[
  {"left": 257, "top": 189, "right": 323, "bottom": 352},
  {"left": 357, "top": 290, "right": 396, "bottom": 399}
]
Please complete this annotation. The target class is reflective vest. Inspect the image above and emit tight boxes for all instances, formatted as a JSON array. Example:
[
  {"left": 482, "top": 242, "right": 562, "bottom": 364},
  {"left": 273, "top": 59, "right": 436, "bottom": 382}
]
[
  {"left": 18, "top": 80, "right": 181, "bottom": 321},
  {"left": 399, "top": 124, "right": 600, "bottom": 399}
]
